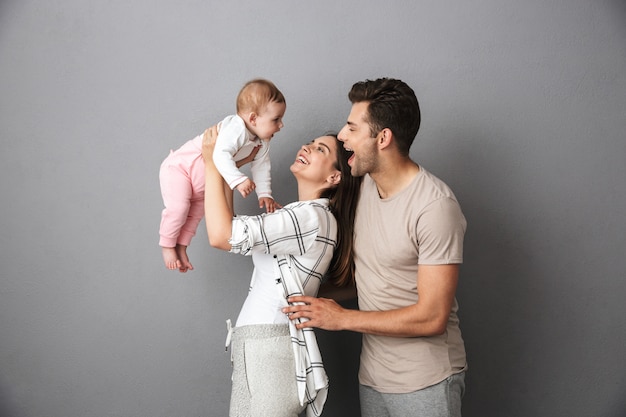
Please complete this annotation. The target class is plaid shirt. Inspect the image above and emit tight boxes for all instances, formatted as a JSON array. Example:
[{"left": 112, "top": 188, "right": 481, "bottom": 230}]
[{"left": 229, "top": 199, "right": 337, "bottom": 416}]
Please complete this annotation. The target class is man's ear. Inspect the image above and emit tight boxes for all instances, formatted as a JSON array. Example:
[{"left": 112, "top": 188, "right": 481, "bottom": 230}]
[
  {"left": 327, "top": 171, "right": 342, "bottom": 186},
  {"left": 378, "top": 128, "right": 393, "bottom": 150}
]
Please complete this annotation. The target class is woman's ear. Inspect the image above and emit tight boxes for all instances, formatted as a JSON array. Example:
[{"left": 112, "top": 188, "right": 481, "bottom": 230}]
[{"left": 327, "top": 171, "right": 342, "bottom": 186}]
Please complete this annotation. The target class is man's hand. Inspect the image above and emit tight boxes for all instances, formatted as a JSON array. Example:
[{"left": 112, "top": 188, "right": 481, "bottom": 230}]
[{"left": 282, "top": 296, "right": 348, "bottom": 331}]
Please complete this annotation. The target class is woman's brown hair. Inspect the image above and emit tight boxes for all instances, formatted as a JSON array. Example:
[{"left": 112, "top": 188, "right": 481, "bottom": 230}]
[{"left": 319, "top": 134, "right": 362, "bottom": 287}]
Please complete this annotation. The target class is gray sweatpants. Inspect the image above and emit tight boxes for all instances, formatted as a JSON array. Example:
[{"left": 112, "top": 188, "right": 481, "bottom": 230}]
[
  {"left": 229, "top": 324, "right": 306, "bottom": 417},
  {"left": 359, "top": 372, "right": 465, "bottom": 417}
]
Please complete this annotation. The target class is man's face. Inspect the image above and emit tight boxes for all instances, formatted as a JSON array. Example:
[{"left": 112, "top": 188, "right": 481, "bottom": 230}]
[{"left": 338, "top": 101, "right": 379, "bottom": 177}]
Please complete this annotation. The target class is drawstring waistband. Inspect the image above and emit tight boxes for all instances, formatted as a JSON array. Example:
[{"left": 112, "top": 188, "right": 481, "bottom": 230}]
[{"left": 225, "top": 319, "right": 233, "bottom": 351}]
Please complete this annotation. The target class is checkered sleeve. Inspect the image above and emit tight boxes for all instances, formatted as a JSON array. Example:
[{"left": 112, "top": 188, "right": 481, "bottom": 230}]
[{"left": 229, "top": 202, "right": 322, "bottom": 257}]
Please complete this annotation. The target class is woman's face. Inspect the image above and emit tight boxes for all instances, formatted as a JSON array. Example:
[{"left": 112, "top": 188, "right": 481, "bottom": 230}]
[{"left": 290, "top": 135, "right": 340, "bottom": 186}]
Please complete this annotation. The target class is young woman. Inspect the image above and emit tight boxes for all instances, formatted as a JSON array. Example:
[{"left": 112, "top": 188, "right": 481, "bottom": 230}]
[{"left": 202, "top": 126, "right": 360, "bottom": 417}]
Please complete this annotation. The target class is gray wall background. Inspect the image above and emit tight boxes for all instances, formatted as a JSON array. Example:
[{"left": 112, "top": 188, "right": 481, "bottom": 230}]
[{"left": 1, "top": 1, "right": 625, "bottom": 416}]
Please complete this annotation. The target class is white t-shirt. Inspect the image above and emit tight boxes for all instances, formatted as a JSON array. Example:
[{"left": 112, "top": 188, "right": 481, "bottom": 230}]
[{"left": 236, "top": 252, "right": 289, "bottom": 326}]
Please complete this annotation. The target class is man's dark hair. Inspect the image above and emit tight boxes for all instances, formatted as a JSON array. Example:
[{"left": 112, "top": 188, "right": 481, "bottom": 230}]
[{"left": 348, "top": 78, "right": 421, "bottom": 156}]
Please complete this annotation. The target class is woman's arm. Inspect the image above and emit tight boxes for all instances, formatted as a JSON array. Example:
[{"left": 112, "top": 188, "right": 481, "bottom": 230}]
[{"left": 202, "top": 126, "right": 233, "bottom": 251}]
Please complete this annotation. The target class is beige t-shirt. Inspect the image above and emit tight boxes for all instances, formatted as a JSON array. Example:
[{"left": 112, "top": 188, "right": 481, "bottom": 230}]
[{"left": 354, "top": 167, "right": 467, "bottom": 393}]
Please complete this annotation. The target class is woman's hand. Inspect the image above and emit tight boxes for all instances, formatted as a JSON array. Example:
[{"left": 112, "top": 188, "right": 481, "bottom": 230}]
[{"left": 201, "top": 125, "right": 219, "bottom": 165}]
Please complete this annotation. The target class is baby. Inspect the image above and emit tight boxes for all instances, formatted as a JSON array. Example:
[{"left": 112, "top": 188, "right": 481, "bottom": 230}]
[{"left": 159, "top": 78, "right": 286, "bottom": 272}]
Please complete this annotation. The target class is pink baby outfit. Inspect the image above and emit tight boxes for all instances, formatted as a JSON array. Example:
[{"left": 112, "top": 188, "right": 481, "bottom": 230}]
[
  {"left": 158, "top": 115, "right": 272, "bottom": 248},
  {"left": 158, "top": 135, "right": 206, "bottom": 248}
]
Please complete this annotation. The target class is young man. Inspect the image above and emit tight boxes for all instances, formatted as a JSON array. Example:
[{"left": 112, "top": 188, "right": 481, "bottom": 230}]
[{"left": 283, "top": 78, "right": 467, "bottom": 417}]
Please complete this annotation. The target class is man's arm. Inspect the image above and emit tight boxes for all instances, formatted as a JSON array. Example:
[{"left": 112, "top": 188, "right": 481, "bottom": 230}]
[{"left": 284, "top": 264, "right": 459, "bottom": 337}]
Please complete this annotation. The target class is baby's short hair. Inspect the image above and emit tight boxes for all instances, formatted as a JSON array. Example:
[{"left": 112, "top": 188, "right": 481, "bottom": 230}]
[{"left": 236, "top": 79, "right": 285, "bottom": 114}]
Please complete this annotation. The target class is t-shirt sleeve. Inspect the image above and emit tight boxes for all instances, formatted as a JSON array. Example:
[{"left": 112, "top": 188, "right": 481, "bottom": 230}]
[{"left": 415, "top": 197, "right": 466, "bottom": 265}]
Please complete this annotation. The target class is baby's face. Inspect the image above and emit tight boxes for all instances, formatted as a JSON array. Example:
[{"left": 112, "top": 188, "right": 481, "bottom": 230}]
[{"left": 252, "top": 101, "right": 286, "bottom": 141}]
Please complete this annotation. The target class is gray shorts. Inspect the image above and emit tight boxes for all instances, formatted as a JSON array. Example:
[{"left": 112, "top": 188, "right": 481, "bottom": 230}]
[
  {"left": 229, "top": 324, "right": 305, "bottom": 417},
  {"left": 359, "top": 372, "right": 465, "bottom": 417}
]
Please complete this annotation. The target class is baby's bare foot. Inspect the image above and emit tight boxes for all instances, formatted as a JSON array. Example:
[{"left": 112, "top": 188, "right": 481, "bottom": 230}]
[
  {"left": 162, "top": 247, "right": 181, "bottom": 270},
  {"left": 175, "top": 245, "right": 194, "bottom": 273}
]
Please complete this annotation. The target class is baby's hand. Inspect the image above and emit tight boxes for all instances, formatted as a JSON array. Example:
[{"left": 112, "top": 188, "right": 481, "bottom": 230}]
[
  {"left": 236, "top": 178, "right": 255, "bottom": 198},
  {"left": 259, "top": 197, "right": 281, "bottom": 213}
]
